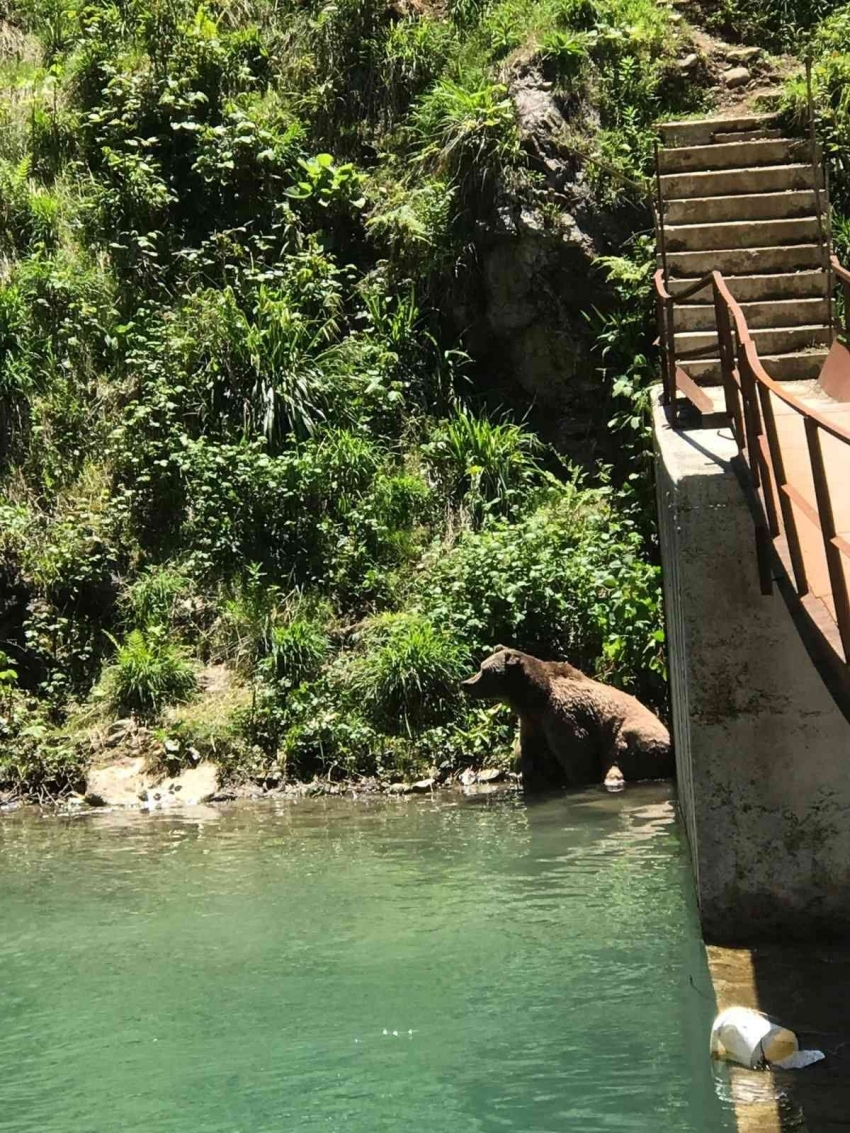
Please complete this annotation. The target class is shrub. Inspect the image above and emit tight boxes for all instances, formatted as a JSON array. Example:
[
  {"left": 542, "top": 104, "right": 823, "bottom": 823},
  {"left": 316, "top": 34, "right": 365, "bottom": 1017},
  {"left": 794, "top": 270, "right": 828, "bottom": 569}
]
[
  {"left": 349, "top": 612, "right": 471, "bottom": 734},
  {"left": 382, "top": 17, "right": 459, "bottom": 118},
  {"left": 0, "top": 693, "right": 88, "bottom": 801},
  {"left": 261, "top": 618, "right": 330, "bottom": 688},
  {"left": 366, "top": 176, "right": 456, "bottom": 277},
  {"left": 124, "top": 565, "right": 195, "bottom": 630},
  {"left": 101, "top": 629, "right": 197, "bottom": 717},
  {"left": 409, "top": 74, "right": 521, "bottom": 198},
  {"left": 423, "top": 406, "right": 543, "bottom": 526},
  {"left": 784, "top": 8, "right": 850, "bottom": 213},
  {"left": 704, "top": 0, "right": 843, "bottom": 52},
  {"left": 416, "top": 484, "right": 666, "bottom": 710}
]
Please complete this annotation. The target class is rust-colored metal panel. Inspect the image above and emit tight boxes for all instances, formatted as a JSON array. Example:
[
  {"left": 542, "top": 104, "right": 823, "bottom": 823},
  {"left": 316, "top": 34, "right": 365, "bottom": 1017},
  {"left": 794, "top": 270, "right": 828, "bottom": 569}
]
[{"left": 818, "top": 338, "right": 850, "bottom": 402}]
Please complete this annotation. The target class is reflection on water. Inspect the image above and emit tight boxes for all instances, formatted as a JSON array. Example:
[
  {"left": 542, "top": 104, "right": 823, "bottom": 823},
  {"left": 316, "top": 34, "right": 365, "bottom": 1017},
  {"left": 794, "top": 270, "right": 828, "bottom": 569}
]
[{"left": 0, "top": 784, "right": 735, "bottom": 1132}]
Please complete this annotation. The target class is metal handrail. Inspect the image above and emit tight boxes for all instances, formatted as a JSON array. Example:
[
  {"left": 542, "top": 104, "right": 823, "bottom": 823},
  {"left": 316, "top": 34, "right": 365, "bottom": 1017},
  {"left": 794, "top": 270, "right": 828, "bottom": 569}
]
[
  {"left": 715, "top": 270, "right": 850, "bottom": 445},
  {"left": 656, "top": 263, "right": 850, "bottom": 670}
]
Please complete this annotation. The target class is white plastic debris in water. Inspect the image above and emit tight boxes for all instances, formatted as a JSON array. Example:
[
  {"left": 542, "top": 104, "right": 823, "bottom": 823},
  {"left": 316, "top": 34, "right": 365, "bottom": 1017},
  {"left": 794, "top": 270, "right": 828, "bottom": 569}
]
[
  {"left": 772, "top": 1049, "right": 826, "bottom": 1070},
  {"left": 710, "top": 1007, "right": 799, "bottom": 1069}
]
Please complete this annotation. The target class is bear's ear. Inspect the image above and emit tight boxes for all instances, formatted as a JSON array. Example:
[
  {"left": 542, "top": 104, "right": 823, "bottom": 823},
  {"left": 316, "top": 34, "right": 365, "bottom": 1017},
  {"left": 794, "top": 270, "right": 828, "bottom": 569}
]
[{"left": 493, "top": 643, "right": 508, "bottom": 653}]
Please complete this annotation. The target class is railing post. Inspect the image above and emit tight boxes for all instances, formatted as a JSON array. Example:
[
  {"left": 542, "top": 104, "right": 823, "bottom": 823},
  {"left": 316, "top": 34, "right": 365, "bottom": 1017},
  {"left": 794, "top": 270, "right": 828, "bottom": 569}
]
[
  {"left": 737, "top": 344, "right": 762, "bottom": 491},
  {"left": 713, "top": 277, "right": 744, "bottom": 446},
  {"left": 804, "top": 418, "right": 850, "bottom": 661},
  {"left": 657, "top": 291, "right": 670, "bottom": 406},
  {"left": 749, "top": 386, "right": 779, "bottom": 540},
  {"left": 664, "top": 295, "right": 678, "bottom": 425},
  {"left": 757, "top": 383, "right": 809, "bottom": 595}
]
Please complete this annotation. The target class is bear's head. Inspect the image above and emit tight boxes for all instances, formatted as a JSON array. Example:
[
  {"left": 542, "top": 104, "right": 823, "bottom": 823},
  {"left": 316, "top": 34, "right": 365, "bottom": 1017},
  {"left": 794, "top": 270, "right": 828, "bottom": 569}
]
[{"left": 460, "top": 646, "right": 526, "bottom": 701}]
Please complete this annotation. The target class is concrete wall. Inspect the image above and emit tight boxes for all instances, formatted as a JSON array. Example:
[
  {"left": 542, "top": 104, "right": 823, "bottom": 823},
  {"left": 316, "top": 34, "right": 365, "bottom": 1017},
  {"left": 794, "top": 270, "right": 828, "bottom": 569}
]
[{"left": 653, "top": 390, "right": 850, "bottom": 942}]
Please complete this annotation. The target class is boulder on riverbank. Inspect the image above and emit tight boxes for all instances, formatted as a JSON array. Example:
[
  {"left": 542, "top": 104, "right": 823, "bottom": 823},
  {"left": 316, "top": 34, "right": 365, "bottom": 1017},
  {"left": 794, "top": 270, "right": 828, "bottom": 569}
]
[{"left": 85, "top": 757, "right": 218, "bottom": 808}]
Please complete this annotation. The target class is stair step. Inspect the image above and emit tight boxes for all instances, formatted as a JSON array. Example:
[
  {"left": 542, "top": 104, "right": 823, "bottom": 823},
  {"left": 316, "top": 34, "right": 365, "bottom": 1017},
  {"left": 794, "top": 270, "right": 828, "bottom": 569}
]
[
  {"left": 658, "top": 138, "right": 808, "bottom": 174},
  {"left": 713, "top": 128, "right": 783, "bottom": 144},
  {"left": 665, "top": 190, "right": 826, "bottom": 225},
  {"left": 675, "top": 324, "right": 831, "bottom": 356},
  {"left": 663, "top": 244, "right": 824, "bottom": 278},
  {"left": 660, "top": 164, "right": 821, "bottom": 200},
  {"left": 657, "top": 114, "right": 781, "bottom": 148},
  {"left": 673, "top": 298, "right": 829, "bottom": 332},
  {"left": 679, "top": 350, "right": 829, "bottom": 385},
  {"left": 668, "top": 271, "right": 828, "bottom": 303},
  {"left": 666, "top": 217, "right": 820, "bottom": 253}
]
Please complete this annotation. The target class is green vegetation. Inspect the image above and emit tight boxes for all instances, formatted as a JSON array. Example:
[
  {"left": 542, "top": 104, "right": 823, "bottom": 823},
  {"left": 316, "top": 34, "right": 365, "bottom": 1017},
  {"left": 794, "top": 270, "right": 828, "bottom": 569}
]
[
  {"left": 1, "top": 0, "right": 776, "bottom": 800},
  {"left": 781, "top": 4, "right": 850, "bottom": 265},
  {"left": 702, "top": 0, "right": 844, "bottom": 53},
  {"left": 99, "top": 629, "right": 197, "bottom": 717},
  {"left": 786, "top": 10, "right": 850, "bottom": 190}
]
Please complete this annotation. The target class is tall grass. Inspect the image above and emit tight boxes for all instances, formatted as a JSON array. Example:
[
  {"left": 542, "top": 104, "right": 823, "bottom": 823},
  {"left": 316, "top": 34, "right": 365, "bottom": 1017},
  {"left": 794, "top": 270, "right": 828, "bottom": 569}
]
[
  {"left": 125, "top": 565, "right": 195, "bottom": 630},
  {"left": 409, "top": 74, "right": 521, "bottom": 197},
  {"left": 424, "top": 405, "right": 543, "bottom": 525},
  {"left": 350, "top": 613, "right": 471, "bottom": 734},
  {"left": 102, "top": 630, "right": 197, "bottom": 717}
]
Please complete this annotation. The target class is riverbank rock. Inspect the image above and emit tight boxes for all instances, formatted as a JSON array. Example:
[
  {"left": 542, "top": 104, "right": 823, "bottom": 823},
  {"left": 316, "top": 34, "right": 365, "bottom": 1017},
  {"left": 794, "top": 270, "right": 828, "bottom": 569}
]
[
  {"left": 726, "top": 46, "right": 760, "bottom": 65},
  {"left": 85, "top": 756, "right": 147, "bottom": 807},
  {"left": 85, "top": 757, "right": 218, "bottom": 808}
]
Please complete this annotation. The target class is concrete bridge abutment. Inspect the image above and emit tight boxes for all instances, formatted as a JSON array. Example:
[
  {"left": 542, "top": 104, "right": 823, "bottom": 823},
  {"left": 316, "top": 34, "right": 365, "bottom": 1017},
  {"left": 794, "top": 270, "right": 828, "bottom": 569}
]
[{"left": 653, "top": 390, "right": 850, "bottom": 942}]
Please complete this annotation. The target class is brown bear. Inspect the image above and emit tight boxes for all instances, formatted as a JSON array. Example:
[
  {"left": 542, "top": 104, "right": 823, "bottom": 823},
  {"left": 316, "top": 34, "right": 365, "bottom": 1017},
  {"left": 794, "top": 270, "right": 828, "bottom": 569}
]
[{"left": 460, "top": 646, "right": 673, "bottom": 789}]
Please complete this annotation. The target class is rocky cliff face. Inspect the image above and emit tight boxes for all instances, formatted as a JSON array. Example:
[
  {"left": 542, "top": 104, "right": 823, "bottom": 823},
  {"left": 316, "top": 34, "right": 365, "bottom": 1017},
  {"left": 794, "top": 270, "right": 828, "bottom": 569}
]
[
  {"left": 456, "top": 23, "right": 786, "bottom": 454},
  {"left": 456, "top": 66, "right": 648, "bottom": 452}
]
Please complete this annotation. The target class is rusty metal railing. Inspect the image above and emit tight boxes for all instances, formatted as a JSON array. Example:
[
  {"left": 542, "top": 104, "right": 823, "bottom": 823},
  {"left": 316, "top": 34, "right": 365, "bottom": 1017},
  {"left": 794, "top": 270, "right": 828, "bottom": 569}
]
[
  {"left": 654, "top": 269, "right": 715, "bottom": 425},
  {"left": 655, "top": 267, "right": 850, "bottom": 679}
]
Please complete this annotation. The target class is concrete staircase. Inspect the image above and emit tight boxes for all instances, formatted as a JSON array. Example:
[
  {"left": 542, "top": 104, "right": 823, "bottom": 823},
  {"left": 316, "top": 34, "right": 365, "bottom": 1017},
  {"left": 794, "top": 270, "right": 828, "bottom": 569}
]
[{"left": 657, "top": 113, "right": 831, "bottom": 385}]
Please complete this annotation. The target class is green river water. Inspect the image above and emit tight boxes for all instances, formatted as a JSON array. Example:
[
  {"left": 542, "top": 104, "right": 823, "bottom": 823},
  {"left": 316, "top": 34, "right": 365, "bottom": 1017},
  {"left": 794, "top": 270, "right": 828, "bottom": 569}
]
[{"left": 0, "top": 784, "right": 735, "bottom": 1132}]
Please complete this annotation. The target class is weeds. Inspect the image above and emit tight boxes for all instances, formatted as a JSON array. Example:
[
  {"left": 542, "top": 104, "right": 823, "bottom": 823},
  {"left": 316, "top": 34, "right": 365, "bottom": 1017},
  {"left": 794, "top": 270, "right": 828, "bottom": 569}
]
[
  {"left": 410, "top": 75, "right": 521, "bottom": 198},
  {"left": 350, "top": 613, "right": 471, "bottom": 735},
  {"left": 101, "top": 629, "right": 197, "bottom": 718},
  {"left": 423, "top": 405, "right": 544, "bottom": 526}
]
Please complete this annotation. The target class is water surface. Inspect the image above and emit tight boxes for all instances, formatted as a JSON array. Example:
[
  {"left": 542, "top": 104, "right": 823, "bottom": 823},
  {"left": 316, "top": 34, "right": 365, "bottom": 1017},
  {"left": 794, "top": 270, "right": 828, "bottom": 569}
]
[{"left": 0, "top": 784, "right": 734, "bottom": 1132}]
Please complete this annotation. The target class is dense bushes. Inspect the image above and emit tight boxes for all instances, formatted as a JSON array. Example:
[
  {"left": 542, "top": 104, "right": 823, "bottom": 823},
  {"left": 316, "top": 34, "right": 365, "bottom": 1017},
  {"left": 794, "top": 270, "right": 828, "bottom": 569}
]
[{"left": 0, "top": 0, "right": 691, "bottom": 798}]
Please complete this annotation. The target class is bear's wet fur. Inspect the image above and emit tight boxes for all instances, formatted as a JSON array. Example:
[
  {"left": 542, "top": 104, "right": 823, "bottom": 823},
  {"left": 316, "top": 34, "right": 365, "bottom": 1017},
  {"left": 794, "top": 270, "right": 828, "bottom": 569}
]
[{"left": 461, "top": 647, "right": 673, "bottom": 789}]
